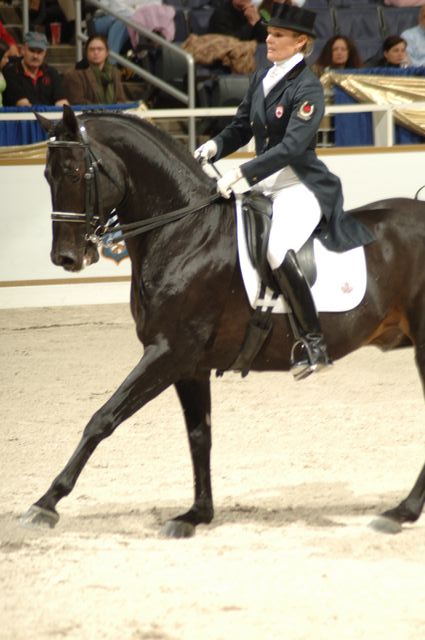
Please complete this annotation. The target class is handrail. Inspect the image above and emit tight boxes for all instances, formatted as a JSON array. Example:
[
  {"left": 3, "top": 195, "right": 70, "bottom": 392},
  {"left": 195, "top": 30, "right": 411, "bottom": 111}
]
[
  {"left": 80, "top": 0, "right": 196, "bottom": 149},
  {"left": 1, "top": 102, "right": 425, "bottom": 148},
  {"left": 20, "top": 0, "right": 197, "bottom": 149}
]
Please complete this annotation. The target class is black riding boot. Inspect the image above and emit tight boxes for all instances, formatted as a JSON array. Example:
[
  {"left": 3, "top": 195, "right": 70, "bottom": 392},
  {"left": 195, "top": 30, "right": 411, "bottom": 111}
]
[{"left": 272, "top": 250, "right": 332, "bottom": 380}]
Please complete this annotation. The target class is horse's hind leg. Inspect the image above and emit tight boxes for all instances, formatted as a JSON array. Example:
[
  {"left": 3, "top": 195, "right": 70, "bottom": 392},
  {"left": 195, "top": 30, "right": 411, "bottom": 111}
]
[
  {"left": 371, "top": 463, "right": 425, "bottom": 534},
  {"left": 371, "top": 343, "right": 425, "bottom": 534},
  {"left": 162, "top": 374, "right": 214, "bottom": 538},
  {"left": 20, "top": 343, "right": 178, "bottom": 530}
]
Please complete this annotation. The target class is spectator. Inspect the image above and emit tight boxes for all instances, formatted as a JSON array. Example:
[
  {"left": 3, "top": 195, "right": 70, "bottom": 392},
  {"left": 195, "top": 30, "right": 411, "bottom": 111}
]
[
  {"left": 311, "top": 35, "right": 363, "bottom": 77},
  {"left": 63, "top": 35, "right": 127, "bottom": 104},
  {"left": 2, "top": 31, "right": 69, "bottom": 106},
  {"left": 208, "top": 0, "right": 273, "bottom": 42},
  {"left": 0, "top": 21, "right": 19, "bottom": 58},
  {"left": 0, "top": 39, "right": 9, "bottom": 106},
  {"left": 92, "top": 0, "right": 163, "bottom": 61},
  {"left": 401, "top": 6, "right": 425, "bottom": 65},
  {"left": 367, "top": 35, "right": 409, "bottom": 68}
]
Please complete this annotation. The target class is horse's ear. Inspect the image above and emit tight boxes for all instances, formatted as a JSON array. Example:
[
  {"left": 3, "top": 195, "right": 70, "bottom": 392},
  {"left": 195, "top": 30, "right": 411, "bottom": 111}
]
[
  {"left": 34, "top": 112, "right": 53, "bottom": 135},
  {"left": 62, "top": 104, "right": 79, "bottom": 137}
]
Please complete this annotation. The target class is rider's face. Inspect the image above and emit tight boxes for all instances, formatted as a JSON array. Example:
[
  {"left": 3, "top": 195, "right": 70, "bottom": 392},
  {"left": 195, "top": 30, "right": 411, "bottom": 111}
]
[{"left": 266, "top": 28, "right": 306, "bottom": 63}]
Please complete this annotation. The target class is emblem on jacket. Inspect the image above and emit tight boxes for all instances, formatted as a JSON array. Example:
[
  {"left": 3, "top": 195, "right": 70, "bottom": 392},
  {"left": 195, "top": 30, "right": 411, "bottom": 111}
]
[
  {"left": 275, "top": 105, "right": 284, "bottom": 119},
  {"left": 298, "top": 101, "right": 314, "bottom": 120}
]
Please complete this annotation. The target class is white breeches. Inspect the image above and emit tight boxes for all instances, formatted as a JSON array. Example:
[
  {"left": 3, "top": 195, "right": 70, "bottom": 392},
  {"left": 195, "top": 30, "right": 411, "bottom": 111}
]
[{"left": 262, "top": 183, "right": 322, "bottom": 270}]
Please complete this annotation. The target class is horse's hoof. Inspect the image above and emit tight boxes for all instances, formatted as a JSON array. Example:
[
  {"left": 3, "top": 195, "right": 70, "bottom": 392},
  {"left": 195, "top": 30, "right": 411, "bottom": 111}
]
[
  {"left": 160, "top": 519, "right": 196, "bottom": 539},
  {"left": 19, "top": 505, "right": 59, "bottom": 529},
  {"left": 368, "top": 515, "right": 402, "bottom": 534}
]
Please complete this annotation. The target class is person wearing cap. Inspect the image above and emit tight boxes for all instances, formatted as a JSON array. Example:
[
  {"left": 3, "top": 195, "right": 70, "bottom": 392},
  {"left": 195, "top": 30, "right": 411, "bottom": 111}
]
[
  {"left": 194, "top": 3, "right": 374, "bottom": 380},
  {"left": 3, "top": 31, "right": 69, "bottom": 106}
]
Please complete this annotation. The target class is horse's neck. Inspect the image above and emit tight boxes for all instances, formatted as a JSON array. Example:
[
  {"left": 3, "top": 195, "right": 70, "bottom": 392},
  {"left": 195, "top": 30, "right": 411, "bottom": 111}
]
[{"left": 92, "top": 121, "right": 210, "bottom": 218}]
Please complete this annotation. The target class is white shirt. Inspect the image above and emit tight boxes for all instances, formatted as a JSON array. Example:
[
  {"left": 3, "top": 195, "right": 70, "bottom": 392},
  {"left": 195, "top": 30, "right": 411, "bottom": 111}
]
[
  {"left": 262, "top": 52, "right": 304, "bottom": 97},
  {"left": 401, "top": 24, "right": 425, "bottom": 66}
]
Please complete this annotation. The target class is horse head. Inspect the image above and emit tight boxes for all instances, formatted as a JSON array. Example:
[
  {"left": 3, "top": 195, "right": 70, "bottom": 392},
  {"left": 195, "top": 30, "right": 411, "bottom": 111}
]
[{"left": 37, "top": 105, "right": 127, "bottom": 272}]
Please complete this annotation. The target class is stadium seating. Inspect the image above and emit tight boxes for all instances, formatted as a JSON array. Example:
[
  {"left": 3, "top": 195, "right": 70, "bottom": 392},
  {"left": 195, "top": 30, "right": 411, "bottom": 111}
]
[
  {"left": 334, "top": 7, "right": 383, "bottom": 40},
  {"left": 155, "top": 0, "right": 423, "bottom": 111},
  {"left": 381, "top": 6, "right": 419, "bottom": 36},
  {"left": 311, "top": 7, "right": 336, "bottom": 39}
]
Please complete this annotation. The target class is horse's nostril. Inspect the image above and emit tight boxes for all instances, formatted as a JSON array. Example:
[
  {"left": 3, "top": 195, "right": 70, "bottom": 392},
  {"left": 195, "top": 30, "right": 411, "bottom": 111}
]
[
  {"left": 51, "top": 251, "right": 78, "bottom": 270},
  {"left": 60, "top": 255, "right": 76, "bottom": 268}
]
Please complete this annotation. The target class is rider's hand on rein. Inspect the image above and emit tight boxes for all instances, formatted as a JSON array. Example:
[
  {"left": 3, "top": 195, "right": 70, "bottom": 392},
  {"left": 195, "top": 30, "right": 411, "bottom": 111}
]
[
  {"left": 216, "top": 167, "right": 249, "bottom": 199},
  {"left": 194, "top": 140, "right": 218, "bottom": 163}
]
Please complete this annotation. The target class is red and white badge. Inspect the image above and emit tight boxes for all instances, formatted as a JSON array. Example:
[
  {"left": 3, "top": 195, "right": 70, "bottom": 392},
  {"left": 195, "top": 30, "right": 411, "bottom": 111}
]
[
  {"left": 275, "top": 105, "right": 284, "bottom": 119},
  {"left": 297, "top": 101, "right": 315, "bottom": 121}
]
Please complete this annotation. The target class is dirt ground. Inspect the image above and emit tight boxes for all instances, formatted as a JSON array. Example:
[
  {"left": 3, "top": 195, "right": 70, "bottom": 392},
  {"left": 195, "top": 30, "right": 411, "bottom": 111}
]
[{"left": 2, "top": 303, "right": 425, "bottom": 640}]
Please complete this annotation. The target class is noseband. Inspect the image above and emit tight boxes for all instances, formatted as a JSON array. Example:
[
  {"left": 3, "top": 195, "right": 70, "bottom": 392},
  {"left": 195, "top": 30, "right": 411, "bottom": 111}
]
[{"left": 48, "top": 124, "right": 125, "bottom": 242}]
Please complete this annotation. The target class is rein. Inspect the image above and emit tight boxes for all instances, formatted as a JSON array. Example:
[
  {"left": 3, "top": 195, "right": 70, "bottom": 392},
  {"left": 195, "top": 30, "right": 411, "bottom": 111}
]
[
  {"left": 108, "top": 192, "right": 221, "bottom": 242},
  {"left": 48, "top": 124, "right": 222, "bottom": 245}
]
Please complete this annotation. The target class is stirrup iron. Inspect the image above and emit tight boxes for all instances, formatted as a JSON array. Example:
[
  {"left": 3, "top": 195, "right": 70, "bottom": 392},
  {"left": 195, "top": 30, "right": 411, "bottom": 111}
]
[{"left": 290, "top": 334, "right": 332, "bottom": 381}]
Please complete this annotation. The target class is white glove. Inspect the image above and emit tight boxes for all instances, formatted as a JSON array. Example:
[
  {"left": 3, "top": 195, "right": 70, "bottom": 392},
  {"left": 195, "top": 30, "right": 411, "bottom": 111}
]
[
  {"left": 194, "top": 140, "right": 218, "bottom": 163},
  {"left": 216, "top": 167, "right": 243, "bottom": 199}
]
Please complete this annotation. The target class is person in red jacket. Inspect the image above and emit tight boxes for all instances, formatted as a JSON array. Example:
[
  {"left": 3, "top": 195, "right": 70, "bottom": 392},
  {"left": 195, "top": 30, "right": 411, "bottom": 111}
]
[{"left": 0, "top": 21, "right": 19, "bottom": 57}]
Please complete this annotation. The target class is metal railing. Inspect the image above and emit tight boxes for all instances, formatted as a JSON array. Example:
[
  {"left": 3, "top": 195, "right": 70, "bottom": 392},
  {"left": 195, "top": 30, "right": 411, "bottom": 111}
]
[
  {"left": 20, "top": 0, "right": 197, "bottom": 149},
  {"left": 1, "top": 103, "right": 425, "bottom": 148}
]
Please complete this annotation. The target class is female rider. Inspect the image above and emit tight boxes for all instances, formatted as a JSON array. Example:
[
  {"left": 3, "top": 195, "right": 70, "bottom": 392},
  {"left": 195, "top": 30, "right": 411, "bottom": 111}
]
[{"left": 194, "top": 3, "right": 374, "bottom": 380}]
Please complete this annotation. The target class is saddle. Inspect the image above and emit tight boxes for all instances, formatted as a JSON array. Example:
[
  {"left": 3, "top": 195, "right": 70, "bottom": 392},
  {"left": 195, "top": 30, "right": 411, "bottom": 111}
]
[{"left": 221, "top": 192, "right": 318, "bottom": 378}]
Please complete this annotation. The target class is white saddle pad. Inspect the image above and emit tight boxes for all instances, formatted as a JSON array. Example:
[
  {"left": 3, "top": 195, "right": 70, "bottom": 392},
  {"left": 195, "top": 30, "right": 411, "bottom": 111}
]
[{"left": 236, "top": 197, "right": 367, "bottom": 313}]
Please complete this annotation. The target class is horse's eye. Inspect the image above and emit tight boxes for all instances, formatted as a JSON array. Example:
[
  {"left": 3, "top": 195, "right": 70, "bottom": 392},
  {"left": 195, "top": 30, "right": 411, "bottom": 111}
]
[{"left": 64, "top": 166, "right": 81, "bottom": 182}]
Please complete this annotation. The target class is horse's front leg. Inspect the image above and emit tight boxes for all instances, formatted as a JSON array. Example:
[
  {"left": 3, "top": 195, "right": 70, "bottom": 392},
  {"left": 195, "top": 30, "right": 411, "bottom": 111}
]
[
  {"left": 21, "top": 341, "right": 178, "bottom": 530},
  {"left": 162, "top": 374, "right": 214, "bottom": 538}
]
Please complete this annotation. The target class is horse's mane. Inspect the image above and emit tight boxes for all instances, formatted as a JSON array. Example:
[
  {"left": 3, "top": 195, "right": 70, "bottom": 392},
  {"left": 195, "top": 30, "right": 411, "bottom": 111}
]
[{"left": 71, "top": 110, "right": 211, "bottom": 184}]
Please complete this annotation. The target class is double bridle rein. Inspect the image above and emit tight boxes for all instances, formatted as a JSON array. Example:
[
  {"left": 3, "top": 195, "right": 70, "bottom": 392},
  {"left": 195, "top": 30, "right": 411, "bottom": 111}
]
[{"left": 48, "top": 123, "right": 221, "bottom": 246}]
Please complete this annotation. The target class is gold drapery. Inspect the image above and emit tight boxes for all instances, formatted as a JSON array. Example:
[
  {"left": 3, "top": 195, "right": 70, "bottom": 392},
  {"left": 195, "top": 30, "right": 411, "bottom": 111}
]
[
  {"left": 322, "top": 71, "right": 425, "bottom": 137},
  {"left": 0, "top": 140, "right": 47, "bottom": 162}
]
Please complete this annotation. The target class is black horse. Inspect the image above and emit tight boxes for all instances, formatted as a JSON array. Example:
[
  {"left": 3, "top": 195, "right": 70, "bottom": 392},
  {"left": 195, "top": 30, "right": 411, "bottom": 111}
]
[{"left": 21, "top": 105, "right": 425, "bottom": 537}]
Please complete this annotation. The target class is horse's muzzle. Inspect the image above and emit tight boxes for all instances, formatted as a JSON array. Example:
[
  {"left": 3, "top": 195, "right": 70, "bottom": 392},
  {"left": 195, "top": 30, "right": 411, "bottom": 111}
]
[{"left": 51, "top": 243, "right": 99, "bottom": 272}]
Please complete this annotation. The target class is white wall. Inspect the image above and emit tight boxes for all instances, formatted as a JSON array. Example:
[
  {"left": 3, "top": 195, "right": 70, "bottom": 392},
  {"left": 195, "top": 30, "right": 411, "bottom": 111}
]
[
  {"left": 0, "top": 163, "right": 131, "bottom": 309},
  {"left": 1, "top": 147, "right": 425, "bottom": 308}
]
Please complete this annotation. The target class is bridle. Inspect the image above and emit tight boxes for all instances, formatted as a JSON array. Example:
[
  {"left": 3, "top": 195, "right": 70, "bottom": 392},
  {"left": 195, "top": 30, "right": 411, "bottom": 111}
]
[
  {"left": 48, "top": 123, "right": 222, "bottom": 246},
  {"left": 48, "top": 123, "right": 127, "bottom": 242}
]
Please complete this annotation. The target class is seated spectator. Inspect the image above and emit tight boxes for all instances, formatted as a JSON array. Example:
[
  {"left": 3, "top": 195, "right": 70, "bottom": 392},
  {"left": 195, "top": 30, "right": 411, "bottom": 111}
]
[
  {"left": 92, "top": 0, "right": 166, "bottom": 61},
  {"left": 2, "top": 31, "right": 69, "bottom": 106},
  {"left": 401, "top": 6, "right": 425, "bottom": 65},
  {"left": 63, "top": 35, "right": 127, "bottom": 104},
  {"left": 127, "top": 4, "right": 175, "bottom": 51},
  {"left": 208, "top": 0, "right": 273, "bottom": 42},
  {"left": 0, "top": 21, "right": 19, "bottom": 58},
  {"left": 366, "top": 35, "right": 409, "bottom": 68},
  {"left": 0, "top": 39, "right": 9, "bottom": 106},
  {"left": 311, "top": 35, "right": 363, "bottom": 77}
]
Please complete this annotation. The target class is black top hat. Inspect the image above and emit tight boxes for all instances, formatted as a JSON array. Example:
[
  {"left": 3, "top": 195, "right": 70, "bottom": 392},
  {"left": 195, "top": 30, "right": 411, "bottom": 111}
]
[{"left": 265, "top": 4, "right": 316, "bottom": 38}]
